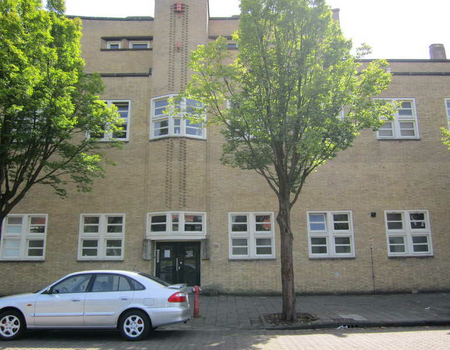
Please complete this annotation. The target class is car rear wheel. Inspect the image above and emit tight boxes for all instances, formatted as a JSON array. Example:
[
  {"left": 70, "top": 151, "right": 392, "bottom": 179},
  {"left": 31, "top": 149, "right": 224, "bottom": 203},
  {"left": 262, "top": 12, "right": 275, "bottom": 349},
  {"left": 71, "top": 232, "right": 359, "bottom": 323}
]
[
  {"left": 0, "top": 310, "right": 25, "bottom": 340},
  {"left": 119, "top": 310, "right": 150, "bottom": 341}
]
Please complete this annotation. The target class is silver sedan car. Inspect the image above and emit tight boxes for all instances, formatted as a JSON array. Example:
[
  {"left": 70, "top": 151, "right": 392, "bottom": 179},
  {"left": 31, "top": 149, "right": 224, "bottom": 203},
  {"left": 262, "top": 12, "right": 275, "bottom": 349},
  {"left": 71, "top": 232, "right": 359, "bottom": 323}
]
[{"left": 0, "top": 270, "right": 191, "bottom": 341}]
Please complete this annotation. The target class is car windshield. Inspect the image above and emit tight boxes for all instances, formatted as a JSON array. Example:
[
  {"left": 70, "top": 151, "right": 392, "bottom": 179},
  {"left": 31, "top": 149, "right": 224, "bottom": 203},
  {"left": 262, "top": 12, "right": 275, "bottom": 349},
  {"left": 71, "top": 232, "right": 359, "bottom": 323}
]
[{"left": 138, "top": 272, "right": 170, "bottom": 287}]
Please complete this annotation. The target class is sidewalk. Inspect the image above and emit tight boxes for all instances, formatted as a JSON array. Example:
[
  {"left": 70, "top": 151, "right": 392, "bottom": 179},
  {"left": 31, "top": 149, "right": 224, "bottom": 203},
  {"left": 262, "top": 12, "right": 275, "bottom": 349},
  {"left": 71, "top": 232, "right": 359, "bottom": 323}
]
[{"left": 167, "top": 293, "right": 450, "bottom": 330}]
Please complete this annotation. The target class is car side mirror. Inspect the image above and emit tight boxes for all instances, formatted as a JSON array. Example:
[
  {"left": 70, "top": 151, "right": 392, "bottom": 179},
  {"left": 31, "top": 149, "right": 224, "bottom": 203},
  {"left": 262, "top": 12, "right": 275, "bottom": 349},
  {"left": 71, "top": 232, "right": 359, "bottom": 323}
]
[{"left": 44, "top": 287, "right": 58, "bottom": 294}]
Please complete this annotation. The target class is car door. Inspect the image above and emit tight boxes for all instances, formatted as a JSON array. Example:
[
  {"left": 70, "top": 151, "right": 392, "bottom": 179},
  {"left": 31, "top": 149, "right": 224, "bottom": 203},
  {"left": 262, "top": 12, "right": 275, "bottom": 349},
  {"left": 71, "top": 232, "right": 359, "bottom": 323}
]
[
  {"left": 83, "top": 273, "right": 134, "bottom": 326},
  {"left": 34, "top": 273, "right": 93, "bottom": 327}
]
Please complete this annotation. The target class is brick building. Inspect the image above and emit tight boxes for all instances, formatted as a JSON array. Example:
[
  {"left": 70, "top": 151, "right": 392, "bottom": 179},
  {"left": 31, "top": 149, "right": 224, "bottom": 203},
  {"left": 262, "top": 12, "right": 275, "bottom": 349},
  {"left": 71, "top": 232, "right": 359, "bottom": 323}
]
[{"left": 1, "top": 0, "right": 450, "bottom": 296}]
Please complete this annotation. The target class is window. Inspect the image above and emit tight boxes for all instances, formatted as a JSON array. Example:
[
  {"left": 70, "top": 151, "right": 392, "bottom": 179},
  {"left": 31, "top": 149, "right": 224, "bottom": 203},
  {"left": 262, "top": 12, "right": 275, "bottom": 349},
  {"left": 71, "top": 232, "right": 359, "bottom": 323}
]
[
  {"left": 147, "top": 212, "right": 206, "bottom": 238},
  {"left": 78, "top": 214, "right": 125, "bottom": 260},
  {"left": 0, "top": 214, "right": 47, "bottom": 260},
  {"left": 445, "top": 99, "right": 450, "bottom": 128},
  {"left": 129, "top": 41, "right": 150, "bottom": 49},
  {"left": 107, "top": 41, "right": 121, "bottom": 49},
  {"left": 91, "top": 274, "right": 132, "bottom": 292},
  {"left": 51, "top": 274, "right": 93, "bottom": 294},
  {"left": 385, "top": 210, "right": 432, "bottom": 257},
  {"left": 91, "top": 100, "right": 130, "bottom": 141},
  {"left": 307, "top": 211, "right": 354, "bottom": 258},
  {"left": 376, "top": 99, "right": 419, "bottom": 139},
  {"left": 229, "top": 212, "right": 275, "bottom": 259},
  {"left": 150, "top": 95, "right": 205, "bottom": 139}
]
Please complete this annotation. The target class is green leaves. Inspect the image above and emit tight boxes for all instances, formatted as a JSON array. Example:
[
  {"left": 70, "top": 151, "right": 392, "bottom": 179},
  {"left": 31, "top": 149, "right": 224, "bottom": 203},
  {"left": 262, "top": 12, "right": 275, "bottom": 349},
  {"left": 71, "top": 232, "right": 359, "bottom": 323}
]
[
  {"left": 183, "top": 0, "right": 393, "bottom": 204},
  {"left": 0, "top": 0, "right": 121, "bottom": 219}
]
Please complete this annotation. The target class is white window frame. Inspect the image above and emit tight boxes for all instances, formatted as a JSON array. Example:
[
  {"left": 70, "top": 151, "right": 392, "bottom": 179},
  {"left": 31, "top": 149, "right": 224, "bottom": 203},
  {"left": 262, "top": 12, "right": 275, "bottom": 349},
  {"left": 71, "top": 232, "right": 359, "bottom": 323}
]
[
  {"left": 106, "top": 41, "right": 121, "bottom": 49},
  {"left": 150, "top": 94, "right": 206, "bottom": 140},
  {"left": 445, "top": 98, "right": 450, "bottom": 129},
  {"left": 129, "top": 40, "right": 150, "bottom": 49},
  {"left": 91, "top": 100, "right": 131, "bottom": 141},
  {"left": 375, "top": 98, "right": 419, "bottom": 139},
  {"left": 385, "top": 210, "right": 433, "bottom": 257},
  {"left": 307, "top": 211, "right": 355, "bottom": 258},
  {"left": 147, "top": 212, "right": 207, "bottom": 240},
  {"left": 228, "top": 212, "right": 275, "bottom": 260},
  {"left": 78, "top": 214, "right": 125, "bottom": 261},
  {"left": 0, "top": 214, "right": 48, "bottom": 261}
]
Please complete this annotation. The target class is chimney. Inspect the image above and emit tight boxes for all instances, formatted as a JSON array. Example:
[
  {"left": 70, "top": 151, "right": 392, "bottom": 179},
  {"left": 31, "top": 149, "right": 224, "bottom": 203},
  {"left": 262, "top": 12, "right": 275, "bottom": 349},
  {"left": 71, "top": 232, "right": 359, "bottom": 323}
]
[
  {"left": 429, "top": 44, "right": 447, "bottom": 60},
  {"left": 332, "top": 8, "right": 340, "bottom": 22}
]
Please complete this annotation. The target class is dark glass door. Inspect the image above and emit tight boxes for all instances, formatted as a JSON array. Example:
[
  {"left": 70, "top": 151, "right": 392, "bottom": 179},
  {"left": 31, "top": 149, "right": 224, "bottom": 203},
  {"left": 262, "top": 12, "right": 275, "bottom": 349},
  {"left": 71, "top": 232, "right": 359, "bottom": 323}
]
[{"left": 155, "top": 242, "right": 200, "bottom": 286}]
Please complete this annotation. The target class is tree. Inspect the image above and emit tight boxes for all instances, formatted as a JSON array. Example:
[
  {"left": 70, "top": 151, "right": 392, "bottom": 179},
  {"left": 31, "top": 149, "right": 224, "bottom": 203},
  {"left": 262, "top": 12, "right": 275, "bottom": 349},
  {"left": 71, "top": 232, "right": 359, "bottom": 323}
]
[
  {"left": 0, "top": 0, "right": 121, "bottom": 234},
  {"left": 441, "top": 127, "right": 450, "bottom": 150},
  {"left": 180, "top": 0, "right": 396, "bottom": 321}
]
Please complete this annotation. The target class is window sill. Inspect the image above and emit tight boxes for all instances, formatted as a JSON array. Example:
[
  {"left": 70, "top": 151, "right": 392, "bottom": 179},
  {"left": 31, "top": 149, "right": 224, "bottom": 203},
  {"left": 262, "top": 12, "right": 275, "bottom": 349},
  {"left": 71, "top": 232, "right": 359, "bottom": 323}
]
[
  {"left": 309, "top": 256, "right": 356, "bottom": 260},
  {"left": 376, "top": 138, "right": 421, "bottom": 141},
  {"left": 77, "top": 259, "right": 124, "bottom": 262},
  {"left": 149, "top": 136, "right": 207, "bottom": 142},
  {"left": 93, "top": 139, "right": 129, "bottom": 143},
  {"left": 101, "top": 48, "right": 152, "bottom": 51},
  {"left": 229, "top": 258, "right": 276, "bottom": 261},
  {"left": 388, "top": 255, "right": 434, "bottom": 259},
  {"left": 0, "top": 259, "right": 45, "bottom": 262}
]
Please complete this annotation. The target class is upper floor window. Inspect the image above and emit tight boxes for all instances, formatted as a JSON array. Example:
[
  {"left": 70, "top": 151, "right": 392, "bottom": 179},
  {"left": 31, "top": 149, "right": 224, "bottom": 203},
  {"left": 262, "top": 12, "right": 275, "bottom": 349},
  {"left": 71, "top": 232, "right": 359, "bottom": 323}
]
[
  {"left": 150, "top": 95, "right": 205, "bottom": 140},
  {"left": 78, "top": 214, "right": 125, "bottom": 260},
  {"left": 91, "top": 100, "right": 130, "bottom": 141},
  {"left": 445, "top": 99, "right": 450, "bottom": 128},
  {"left": 307, "top": 211, "right": 355, "bottom": 258},
  {"left": 106, "top": 41, "right": 121, "bottom": 49},
  {"left": 385, "top": 210, "right": 433, "bottom": 257},
  {"left": 376, "top": 99, "right": 419, "bottom": 139},
  {"left": 0, "top": 214, "right": 47, "bottom": 261},
  {"left": 229, "top": 212, "right": 275, "bottom": 260},
  {"left": 129, "top": 41, "right": 150, "bottom": 49},
  {"left": 103, "top": 37, "right": 152, "bottom": 50},
  {"left": 147, "top": 212, "right": 206, "bottom": 238}
]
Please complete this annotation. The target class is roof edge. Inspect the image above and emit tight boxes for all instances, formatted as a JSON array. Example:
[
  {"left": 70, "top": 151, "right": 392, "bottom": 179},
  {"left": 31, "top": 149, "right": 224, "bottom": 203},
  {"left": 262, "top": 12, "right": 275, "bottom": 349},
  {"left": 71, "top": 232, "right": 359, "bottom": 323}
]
[{"left": 67, "top": 15, "right": 154, "bottom": 21}]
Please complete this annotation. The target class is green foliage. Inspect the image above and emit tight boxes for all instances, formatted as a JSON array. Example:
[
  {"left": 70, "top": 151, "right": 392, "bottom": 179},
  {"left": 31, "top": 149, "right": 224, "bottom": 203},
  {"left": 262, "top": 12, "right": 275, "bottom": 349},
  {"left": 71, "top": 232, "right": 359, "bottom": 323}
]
[
  {"left": 441, "top": 127, "right": 450, "bottom": 150},
  {"left": 182, "top": 0, "right": 395, "bottom": 204},
  {"left": 0, "top": 0, "right": 121, "bottom": 217}
]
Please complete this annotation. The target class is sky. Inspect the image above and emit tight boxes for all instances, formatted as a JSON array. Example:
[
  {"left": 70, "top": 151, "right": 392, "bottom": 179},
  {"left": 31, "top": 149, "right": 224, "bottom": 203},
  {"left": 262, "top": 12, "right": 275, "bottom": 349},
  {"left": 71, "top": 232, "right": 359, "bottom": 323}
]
[{"left": 64, "top": 0, "right": 450, "bottom": 60}]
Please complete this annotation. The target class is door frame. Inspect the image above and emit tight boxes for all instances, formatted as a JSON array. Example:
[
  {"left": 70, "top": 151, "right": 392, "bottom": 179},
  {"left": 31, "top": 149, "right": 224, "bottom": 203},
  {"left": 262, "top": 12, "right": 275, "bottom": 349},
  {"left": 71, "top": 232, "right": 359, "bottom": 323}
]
[{"left": 154, "top": 241, "right": 201, "bottom": 286}]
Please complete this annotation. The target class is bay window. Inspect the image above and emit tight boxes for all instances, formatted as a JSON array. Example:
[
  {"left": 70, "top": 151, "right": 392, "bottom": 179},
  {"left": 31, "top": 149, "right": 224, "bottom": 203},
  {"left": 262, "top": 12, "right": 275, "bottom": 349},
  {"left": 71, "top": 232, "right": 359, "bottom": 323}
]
[{"left": 150, "top": 95, "right": 205, "bottom": 139}]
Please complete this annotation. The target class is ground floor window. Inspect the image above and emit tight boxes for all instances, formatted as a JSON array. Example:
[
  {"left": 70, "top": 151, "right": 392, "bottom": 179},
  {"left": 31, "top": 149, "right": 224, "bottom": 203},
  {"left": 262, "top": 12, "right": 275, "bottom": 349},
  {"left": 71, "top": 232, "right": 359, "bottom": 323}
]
[
  {"left": 385, "top": 210, "right": 433, "bottom": 257},
  {"left": 147, "top": 212, "right": 206, "bottom": 238},
  {"left": 228, "top": 212, "right": 275, "bottom": 259},
  {"left": 0, "top": 214, "right": 47, "bottom": 260},
  {"left": 78, "top": 214, "right": 125, "bottom": 260},
  {"left": 307, "top": 211, "right": 355, "bottom": 258}
]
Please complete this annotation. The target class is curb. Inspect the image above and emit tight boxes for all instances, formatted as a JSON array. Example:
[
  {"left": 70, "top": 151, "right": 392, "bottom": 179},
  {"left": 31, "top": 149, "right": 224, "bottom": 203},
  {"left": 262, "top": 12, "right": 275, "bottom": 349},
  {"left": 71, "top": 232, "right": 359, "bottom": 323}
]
[{"left": 260, "top": 316, "right": 450, "bottom": 331}]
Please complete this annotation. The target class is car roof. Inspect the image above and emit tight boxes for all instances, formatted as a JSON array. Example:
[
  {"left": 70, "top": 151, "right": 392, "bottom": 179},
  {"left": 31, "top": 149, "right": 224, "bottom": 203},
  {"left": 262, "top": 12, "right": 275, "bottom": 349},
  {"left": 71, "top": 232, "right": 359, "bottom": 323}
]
[{"left": 66, "top": 270, "right": 141, "bottom": 278}]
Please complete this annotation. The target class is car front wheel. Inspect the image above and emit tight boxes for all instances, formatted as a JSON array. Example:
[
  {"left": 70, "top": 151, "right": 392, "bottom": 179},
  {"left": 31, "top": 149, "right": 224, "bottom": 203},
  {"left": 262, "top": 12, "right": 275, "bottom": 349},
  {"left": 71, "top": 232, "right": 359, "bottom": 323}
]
[
  {"left": 119, "top": 310, "right": 150, "bottom": 341},
  {"left": 0, "top": 310, "right": 25, "bottom": 340}
]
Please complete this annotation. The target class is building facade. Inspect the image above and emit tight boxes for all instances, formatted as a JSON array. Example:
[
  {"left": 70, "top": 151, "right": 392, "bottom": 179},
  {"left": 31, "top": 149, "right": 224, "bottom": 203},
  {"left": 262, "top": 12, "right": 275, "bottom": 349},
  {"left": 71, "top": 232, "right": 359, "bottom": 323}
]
[{"left": 1, "top": 0, "right": 450, "bottom": 296}]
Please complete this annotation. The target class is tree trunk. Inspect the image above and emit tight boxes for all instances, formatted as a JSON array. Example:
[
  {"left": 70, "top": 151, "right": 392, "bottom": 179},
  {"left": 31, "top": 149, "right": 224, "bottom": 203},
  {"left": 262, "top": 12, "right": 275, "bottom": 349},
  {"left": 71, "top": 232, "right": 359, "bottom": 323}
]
[{"left": 277, "top": 196, "right": 296, "bottom": 321}]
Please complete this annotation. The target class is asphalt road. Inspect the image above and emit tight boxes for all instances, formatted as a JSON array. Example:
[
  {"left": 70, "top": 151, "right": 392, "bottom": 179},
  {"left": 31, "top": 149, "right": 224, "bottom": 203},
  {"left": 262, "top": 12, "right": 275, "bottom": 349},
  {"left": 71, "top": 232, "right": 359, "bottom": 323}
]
[{"left": 0, "top": 327, "right": 449, "bottom": 350}]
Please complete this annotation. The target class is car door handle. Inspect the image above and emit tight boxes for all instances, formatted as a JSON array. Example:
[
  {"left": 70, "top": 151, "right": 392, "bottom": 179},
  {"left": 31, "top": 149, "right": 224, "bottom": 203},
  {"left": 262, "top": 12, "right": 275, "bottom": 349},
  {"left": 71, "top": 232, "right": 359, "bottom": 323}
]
[
  {"left": 120, "top": 297, "right": 130, "bottom": 301},
  {"left": 71, "top": 299, "right": 81, "bottom": 302}
]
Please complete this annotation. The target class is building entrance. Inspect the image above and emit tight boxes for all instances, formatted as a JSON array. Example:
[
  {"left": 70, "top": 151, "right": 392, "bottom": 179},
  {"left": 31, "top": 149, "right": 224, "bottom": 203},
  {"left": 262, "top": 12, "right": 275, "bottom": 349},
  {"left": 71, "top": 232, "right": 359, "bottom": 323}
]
[{"left": 155, "top": 242, "right": 200, "bottom": 286}]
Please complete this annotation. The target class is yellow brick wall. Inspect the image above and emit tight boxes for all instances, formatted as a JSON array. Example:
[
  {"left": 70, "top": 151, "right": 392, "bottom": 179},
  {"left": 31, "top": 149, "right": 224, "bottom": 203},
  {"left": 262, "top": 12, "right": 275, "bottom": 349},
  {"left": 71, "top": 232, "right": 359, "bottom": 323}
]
[{"left": 1, "top": 2, "right": 450, "bottom": 296}]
